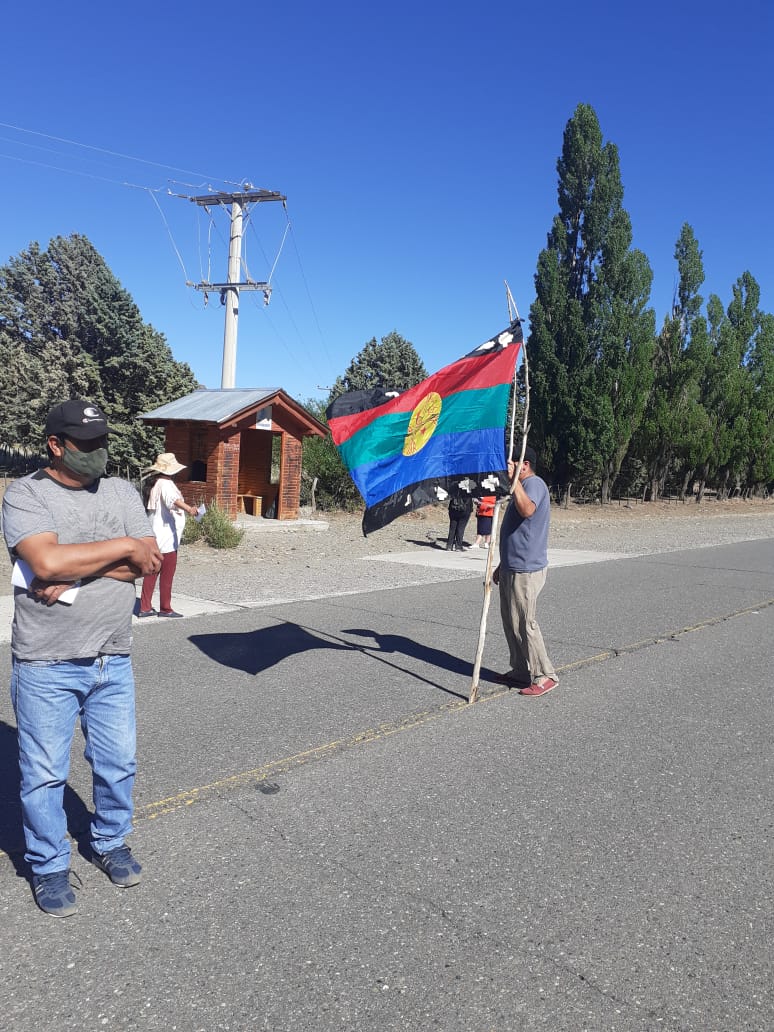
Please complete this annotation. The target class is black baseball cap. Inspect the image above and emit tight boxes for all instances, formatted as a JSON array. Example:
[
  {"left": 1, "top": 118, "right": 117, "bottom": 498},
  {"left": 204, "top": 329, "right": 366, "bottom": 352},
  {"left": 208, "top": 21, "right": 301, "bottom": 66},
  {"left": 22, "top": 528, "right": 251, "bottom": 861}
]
[
  {"left": 523, "top": 445, "right": 537, "bottom": 467},
  {"left": 45, "top": 400, "right": 110, "bottom": 440}
]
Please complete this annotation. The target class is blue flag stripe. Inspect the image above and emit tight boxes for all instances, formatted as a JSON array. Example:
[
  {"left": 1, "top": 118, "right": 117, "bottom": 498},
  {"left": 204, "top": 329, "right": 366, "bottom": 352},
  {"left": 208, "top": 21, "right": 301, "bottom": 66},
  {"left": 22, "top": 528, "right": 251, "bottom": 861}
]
[{"left": 350, "top": 426, "right": 506, "bottom": 507}]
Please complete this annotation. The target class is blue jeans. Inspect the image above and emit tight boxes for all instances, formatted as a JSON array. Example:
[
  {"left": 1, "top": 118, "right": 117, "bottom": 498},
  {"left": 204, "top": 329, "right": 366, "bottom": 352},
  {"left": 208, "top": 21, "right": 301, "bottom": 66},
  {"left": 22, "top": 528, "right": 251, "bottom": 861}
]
[{"left": 11, "top": 654, "right": 137, "bottom": 876}]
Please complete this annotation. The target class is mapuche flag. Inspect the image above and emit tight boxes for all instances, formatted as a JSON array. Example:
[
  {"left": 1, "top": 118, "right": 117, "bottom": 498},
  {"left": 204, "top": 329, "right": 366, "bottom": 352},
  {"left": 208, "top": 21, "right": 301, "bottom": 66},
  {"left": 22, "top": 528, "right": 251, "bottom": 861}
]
[{"left": 326, "top": 321, "right": 522, "bottom": 534}]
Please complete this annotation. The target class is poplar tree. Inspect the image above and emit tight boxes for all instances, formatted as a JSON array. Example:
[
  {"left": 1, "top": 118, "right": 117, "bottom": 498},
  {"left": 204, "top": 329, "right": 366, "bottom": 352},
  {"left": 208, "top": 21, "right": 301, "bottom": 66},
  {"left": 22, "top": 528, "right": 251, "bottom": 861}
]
[
  {"left": 692, "top": 273, "right": 763, "bottom": 500},
  {"left": 632, "top": 224, "right": 707, "bottom": 499},
  {"left": 746, "top": 312, "right": 774, "bottom": 494},
  {"left": 529, "top": 103, "right": 655, "bottom": 502}
]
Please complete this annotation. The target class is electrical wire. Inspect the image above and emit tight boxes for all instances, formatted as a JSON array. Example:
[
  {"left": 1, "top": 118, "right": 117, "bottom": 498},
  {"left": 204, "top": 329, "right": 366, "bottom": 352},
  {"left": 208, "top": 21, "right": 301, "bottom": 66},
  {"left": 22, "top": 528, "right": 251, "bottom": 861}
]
[
  {"left": 240, "top": 208, "right": 254, "bottom": 283},
  {"left": 242, "top": 250, "right": 328, "bottom": 383},
  {"left": 206, "top": 214, "right": 214, "bottom": 283},
  {"left": 0, "top": 150, "right": 165, "bottom": 191},
  {"left": 146, "top": 189, "right": 189, "bottom": 283},
  {"left": 267, "top": 222, "right": 290, "bottom": 284},
  {"left": 0, "top": 132, "right": 143, "bottom": 179},
  {"left": 0, "top": 120, "right": 239, "bottom": 187},
  {"left": 287, "top": 219, "right": 335, "bottom": 368}
]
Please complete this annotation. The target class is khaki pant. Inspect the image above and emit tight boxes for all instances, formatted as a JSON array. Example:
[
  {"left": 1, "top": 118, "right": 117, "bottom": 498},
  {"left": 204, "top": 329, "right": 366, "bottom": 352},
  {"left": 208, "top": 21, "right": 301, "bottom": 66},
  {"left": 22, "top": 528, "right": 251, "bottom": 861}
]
[{"left": 498, "top": 567, "right": 557, "bottom": 685}]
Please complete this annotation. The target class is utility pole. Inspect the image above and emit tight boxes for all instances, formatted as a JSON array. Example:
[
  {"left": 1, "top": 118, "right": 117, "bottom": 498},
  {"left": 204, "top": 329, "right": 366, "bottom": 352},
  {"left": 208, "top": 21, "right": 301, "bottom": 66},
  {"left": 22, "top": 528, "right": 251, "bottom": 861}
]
[{"left": 188, "top": 186, "right": 286, "bottom": 388}]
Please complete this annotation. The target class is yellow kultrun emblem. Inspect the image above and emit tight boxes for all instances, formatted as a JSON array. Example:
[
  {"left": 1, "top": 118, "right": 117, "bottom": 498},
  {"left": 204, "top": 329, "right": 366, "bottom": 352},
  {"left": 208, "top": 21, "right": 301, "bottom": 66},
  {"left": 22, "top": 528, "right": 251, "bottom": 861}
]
[{"left": 403, "top": 391, "right": 442, "bottom": 456}]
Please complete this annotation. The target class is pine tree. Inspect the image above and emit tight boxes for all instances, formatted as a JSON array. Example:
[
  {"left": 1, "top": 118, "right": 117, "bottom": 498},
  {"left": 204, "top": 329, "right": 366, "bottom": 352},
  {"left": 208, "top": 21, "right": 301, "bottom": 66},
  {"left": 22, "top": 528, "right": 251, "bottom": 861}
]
[
  {"left": 0, "top": 234, "right": 198, "bottom": 470},
  {"left": 328, "top": 331, "right": 427, "bottom": 403},
  {"left": 301, "top": 332, "right": 428, "bottom": 511}
]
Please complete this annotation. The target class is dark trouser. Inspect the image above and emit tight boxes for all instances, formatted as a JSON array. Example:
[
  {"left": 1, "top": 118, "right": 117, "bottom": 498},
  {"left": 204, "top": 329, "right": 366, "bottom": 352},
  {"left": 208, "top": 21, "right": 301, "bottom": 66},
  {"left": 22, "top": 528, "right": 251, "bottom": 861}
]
[{"left": 447, "top": 515, "right": 470, "bottom": 549}]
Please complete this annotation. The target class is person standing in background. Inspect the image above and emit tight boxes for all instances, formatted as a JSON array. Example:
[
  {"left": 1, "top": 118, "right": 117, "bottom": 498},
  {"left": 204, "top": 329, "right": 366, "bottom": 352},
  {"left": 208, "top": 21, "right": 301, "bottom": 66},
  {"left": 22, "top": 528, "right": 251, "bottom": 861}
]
[
  {"left": 138, "top": 453, "right": 198, "bottom": 619},
  {"left": 446, "top": 493, "right": 472, "bottom": 551},
  {"left": 473, "top": 494, "right": 495, "bottom": 548}
]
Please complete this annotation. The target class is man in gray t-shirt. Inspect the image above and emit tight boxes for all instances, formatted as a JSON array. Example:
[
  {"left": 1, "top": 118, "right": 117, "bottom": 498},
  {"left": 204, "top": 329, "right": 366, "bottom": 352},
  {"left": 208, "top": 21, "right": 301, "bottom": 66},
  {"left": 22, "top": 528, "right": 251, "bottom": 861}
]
[
  {"left": 1, "top": 399, "right": 162, "bottom": 917},
  {"left": 493, "top": 445, "right": 558, "bottom": 698}
]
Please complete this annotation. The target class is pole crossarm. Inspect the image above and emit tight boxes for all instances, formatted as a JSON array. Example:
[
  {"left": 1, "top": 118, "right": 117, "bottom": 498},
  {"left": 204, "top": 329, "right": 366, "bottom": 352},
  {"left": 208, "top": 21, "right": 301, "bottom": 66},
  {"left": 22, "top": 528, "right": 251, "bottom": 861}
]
[
  {"left": 188, "top": 189, "right": 286, "bottom": 207},
  {"left": 189, "top": 281, "right": 271, "bottom": 292}
]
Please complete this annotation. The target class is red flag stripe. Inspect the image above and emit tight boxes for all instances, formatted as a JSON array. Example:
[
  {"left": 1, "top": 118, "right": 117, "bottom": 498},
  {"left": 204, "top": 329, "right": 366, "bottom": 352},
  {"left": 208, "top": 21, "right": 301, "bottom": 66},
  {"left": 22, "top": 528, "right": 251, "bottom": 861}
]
[{"left": 328, "top": 346, "right": 518, "bottom": 445}]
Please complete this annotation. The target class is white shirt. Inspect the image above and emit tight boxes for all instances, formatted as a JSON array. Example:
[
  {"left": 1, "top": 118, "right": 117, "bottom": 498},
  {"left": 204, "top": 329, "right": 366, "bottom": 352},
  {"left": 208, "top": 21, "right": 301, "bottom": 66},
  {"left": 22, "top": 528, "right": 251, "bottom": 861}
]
[{"left": 147, "top": 477, "right": 186, "bottom": 553}]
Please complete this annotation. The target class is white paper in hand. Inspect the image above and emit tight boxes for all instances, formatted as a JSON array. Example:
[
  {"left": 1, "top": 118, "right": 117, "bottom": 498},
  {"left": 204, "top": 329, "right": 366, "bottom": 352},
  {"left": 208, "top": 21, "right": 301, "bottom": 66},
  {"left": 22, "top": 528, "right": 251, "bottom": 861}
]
[{"left": 12, "top": 560, "right": 80, "bottom": 605}]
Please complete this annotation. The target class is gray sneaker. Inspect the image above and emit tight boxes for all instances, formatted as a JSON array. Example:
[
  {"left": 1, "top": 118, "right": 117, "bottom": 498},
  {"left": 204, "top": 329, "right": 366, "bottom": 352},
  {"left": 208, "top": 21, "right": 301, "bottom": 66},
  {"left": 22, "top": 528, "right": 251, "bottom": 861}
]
[{"left": 92, "top": 845, "right": 142, "bottom": 887}]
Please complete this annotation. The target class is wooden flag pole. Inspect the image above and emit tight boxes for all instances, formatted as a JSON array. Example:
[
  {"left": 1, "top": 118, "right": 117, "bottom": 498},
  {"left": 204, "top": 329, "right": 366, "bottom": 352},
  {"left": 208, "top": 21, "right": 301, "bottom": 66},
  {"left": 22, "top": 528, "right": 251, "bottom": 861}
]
[
  {"left": 468, "top": 282, "right": 530, "bottom": 704},
  {"left": 468, "top": 499, "right": 503, "bottom": 703},
  {"left": 506, "top": 282, "right": 530, "bottom": 472}
]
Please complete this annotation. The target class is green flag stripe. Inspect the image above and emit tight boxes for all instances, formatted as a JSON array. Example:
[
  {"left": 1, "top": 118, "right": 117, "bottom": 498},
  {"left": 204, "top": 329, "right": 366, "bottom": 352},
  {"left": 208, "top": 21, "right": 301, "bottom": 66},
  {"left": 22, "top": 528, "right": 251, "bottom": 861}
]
[{"left": 337, "top": 383, "right": 511, "bottom": 471}]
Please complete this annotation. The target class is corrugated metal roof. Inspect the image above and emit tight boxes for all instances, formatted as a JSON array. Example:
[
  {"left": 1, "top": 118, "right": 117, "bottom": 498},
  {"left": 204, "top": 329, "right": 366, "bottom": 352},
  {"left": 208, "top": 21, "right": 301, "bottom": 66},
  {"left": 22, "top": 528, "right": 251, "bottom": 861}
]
[{"left": 139, "top": 389, "right": 278, "bottom": 424}]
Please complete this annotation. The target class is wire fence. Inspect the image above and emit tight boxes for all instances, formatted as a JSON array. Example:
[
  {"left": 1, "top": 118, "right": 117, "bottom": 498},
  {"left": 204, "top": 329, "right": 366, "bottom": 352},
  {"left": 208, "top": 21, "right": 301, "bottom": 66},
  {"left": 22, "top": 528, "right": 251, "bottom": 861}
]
[
  {"left": 0, "top": 447, "right": 144, "bottom": 493},
  {"left": 0, "top": 446, "right": 44, "bottom": 479}
]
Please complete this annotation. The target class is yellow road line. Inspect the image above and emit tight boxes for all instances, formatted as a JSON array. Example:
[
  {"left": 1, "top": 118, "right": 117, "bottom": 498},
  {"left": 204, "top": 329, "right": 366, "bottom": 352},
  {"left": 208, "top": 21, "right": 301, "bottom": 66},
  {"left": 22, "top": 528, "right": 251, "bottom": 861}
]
[
  {"left": 137, "top": 707, "right": 474, "bottom": 822},
  {"left": 3, "top": 597, "right": 772, "bottom": 859},
  {"left": 559, "top": 597, "right": 774, "bottom": 673},
  {"left": 135, "top": 596, "right": 774, "bottom": 825}
]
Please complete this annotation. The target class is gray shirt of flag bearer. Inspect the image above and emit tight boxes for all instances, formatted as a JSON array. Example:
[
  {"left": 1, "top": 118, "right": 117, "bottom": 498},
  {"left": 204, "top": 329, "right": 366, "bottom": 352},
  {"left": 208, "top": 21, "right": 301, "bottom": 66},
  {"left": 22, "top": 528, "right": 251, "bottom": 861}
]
[
  {"left": 498, "top": 473, "right": 550, "bottom": 573},
  {"left": 1, "top": 470, "right": 153, "bottom": 662}
]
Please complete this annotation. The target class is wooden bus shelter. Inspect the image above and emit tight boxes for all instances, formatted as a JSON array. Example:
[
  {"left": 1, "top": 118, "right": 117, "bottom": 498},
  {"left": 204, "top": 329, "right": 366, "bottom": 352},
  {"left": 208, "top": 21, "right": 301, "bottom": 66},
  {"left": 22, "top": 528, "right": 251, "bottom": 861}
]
[{"left": 139, "top": 388, "right": 327, "bottom": 521}]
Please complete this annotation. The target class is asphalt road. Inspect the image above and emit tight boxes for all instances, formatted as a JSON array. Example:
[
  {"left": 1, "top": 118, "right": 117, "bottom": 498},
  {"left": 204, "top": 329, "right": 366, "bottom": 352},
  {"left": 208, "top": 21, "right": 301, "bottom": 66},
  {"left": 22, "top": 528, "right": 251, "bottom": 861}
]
[{"left": 0, "top": 539, "right": 772, "bottom": 1031}]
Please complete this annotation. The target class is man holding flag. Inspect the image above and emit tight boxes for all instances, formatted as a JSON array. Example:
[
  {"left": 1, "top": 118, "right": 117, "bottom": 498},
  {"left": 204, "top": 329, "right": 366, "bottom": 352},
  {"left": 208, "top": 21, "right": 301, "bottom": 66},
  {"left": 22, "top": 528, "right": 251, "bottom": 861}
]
[
  {"left": 327, "top": 317, "right": 558, "bottom": 700},
  {"left": 493, "top": 446, "right": 558, "bottom": 697}
]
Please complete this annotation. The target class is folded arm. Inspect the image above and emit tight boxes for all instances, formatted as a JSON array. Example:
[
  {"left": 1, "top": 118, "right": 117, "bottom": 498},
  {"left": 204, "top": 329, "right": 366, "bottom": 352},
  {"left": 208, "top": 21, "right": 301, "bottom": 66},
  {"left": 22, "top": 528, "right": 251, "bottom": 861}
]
[{"left": 16, "top": 532, "right": 162, "bottom": 586}]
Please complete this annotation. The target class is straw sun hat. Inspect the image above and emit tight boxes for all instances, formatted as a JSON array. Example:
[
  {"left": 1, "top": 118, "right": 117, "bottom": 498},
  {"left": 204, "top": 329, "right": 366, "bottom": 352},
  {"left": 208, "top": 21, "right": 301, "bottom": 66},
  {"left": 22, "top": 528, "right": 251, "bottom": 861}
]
[{"left": 145, "top": 452, "right": 187, "bottom": 476}]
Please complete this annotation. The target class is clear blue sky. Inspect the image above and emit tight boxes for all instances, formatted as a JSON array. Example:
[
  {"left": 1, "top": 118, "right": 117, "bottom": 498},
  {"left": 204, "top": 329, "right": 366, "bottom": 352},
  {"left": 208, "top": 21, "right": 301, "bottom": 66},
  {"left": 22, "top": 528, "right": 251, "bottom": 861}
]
[{"left": 1, "top": 1, "right": 771, "bottom": 402}]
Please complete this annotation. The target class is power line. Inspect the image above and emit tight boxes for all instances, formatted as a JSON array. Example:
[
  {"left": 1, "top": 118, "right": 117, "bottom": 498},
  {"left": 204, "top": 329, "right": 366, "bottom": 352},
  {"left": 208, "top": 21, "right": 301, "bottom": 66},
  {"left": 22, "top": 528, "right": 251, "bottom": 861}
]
[
  {"left": 0, "top": 120, "right": 238, "bottom": 187},
  {"left": 287, "top": 221, "right": 335, "bottom": 369},
  {"left": 241, "top": 243, "right": 330, "bottom": 387},
  {"left": 0, "top": 150, "right": 163, "bottom": 191},
  {"left": 146, "top": 190, "right": 190, "bottom": 282}
]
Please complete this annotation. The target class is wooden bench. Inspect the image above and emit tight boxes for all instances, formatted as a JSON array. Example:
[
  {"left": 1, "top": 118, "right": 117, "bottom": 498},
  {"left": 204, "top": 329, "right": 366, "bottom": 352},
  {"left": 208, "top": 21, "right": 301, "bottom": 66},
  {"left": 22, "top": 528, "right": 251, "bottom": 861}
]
[{"left": 237, "top": 494, "right": 262, "bottom": 516}]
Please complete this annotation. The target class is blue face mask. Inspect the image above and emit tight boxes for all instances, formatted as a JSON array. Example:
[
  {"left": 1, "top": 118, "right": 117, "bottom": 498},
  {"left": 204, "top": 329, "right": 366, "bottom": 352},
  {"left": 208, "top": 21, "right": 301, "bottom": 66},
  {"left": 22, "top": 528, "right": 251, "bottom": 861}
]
[{"left": 61, "top": 446, "right": 108, "bottom": 480}]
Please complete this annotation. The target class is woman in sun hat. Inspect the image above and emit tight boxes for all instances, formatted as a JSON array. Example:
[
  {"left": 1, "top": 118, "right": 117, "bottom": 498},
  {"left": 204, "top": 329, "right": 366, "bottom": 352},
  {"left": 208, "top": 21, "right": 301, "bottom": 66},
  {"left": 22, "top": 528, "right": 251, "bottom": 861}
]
[{"left": 138, "top": 453, "right": 198, "bottom": 618}]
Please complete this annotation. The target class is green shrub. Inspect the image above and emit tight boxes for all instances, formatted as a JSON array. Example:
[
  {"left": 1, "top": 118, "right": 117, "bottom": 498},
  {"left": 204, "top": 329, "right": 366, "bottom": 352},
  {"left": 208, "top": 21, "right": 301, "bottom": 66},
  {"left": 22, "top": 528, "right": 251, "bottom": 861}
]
[
  {"left": 182, "top": 500, "right": 243, "bottom": 549},
  {"left": 181, "top": 513, "right": 204, "bottom": 545},
  {"left": 301, "top": 435, "right": 361, "bottom": 511}
]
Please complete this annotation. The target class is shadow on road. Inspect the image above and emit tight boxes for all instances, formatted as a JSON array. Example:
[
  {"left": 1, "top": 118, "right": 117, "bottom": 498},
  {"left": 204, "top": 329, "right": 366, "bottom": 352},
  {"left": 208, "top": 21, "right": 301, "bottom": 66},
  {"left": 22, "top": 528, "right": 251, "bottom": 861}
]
[
  {"left": 189, "top": 621, "right": 352, "bottom": 676},
  {"left": 189, "top": 621, "right": 499, "bottom": 702},
  {"left": 0, "top": 720, "right": 93, "bottom": 880},
  {"left": 344, "top": 627, "right": 471, "bottom": 675}
]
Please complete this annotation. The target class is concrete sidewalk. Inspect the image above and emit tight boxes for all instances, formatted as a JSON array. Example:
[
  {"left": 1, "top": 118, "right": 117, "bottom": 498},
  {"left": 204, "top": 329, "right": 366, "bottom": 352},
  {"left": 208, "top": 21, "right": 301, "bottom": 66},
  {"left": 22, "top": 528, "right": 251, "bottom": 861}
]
[{"left": 368, "top": 544, "right": 632, "bottom": 571}]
